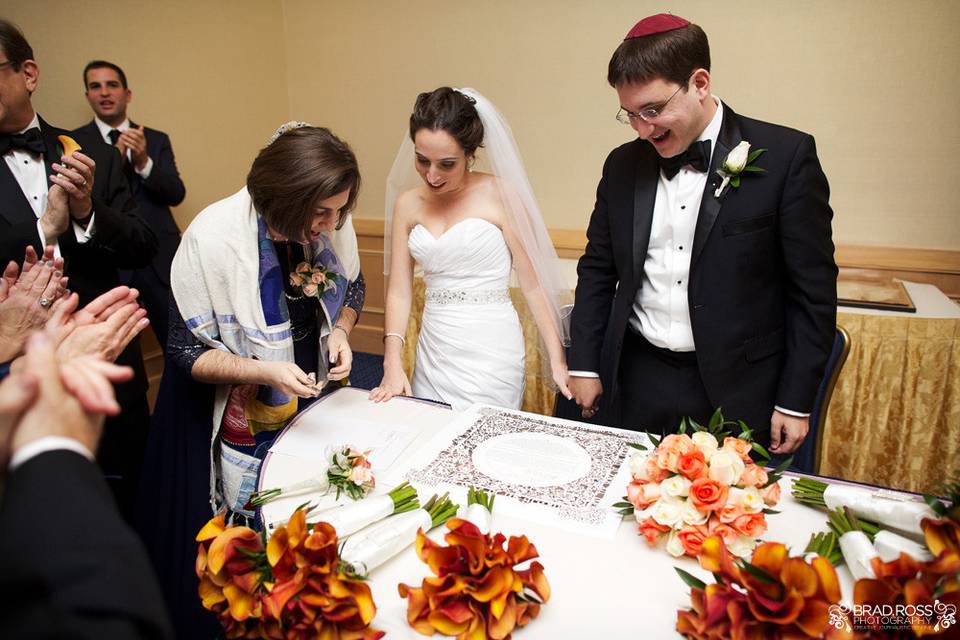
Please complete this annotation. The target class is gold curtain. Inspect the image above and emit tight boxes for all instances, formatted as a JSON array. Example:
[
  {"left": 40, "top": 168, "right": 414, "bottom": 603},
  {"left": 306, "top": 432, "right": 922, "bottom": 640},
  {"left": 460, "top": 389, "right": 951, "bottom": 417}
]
[
  {"left": 401, "top": 279, "right": 556, "bottom": 415},
  {"left": 819, "top": 313, "right": 960, "bottom": 494}
]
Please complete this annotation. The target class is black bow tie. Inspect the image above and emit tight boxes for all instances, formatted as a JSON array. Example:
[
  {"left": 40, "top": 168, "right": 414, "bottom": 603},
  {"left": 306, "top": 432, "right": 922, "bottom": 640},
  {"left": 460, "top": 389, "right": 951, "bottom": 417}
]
[
  {"left": 658, "top": 139, "right": 712, "bottom": 179},
  {"left": 0, "top": 127, "right": 45, "bottom": 156}
]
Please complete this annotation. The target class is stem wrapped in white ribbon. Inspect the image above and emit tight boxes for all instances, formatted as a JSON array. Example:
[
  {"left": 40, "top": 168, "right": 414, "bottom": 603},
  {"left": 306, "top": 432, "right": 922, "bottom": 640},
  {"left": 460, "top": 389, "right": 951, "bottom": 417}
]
[
  {"left": 461, "top": 503, "right": 492, "bottom": 535},
  {"left": 314, "top": 494, "right": 396, "bottom": 537},
  {"left": 838, "top": 531, "right": 878, "bottom": 581},
  {"left": 340, "top": 509, "right": 434, "bottom": 576},
  {"left": 873, "top": 529, "right": 934, "bottom": 562},
  {"left": 823, "top": 485, "right": 934, "bottom": 536}
]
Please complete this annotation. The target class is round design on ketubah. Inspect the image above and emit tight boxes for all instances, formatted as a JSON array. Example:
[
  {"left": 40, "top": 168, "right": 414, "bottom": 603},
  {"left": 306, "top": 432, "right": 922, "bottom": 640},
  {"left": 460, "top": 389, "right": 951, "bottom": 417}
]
[{"left": 471, "top": 432, "right": 592, "bottom": 486}]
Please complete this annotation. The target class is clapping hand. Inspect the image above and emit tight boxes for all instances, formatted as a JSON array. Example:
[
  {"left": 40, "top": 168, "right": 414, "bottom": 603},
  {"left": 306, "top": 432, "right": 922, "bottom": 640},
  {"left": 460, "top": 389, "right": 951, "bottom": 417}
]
[
  {"left": 118, "top": 126, "right": 149, "bottom": 171},
  {"left": 48, "top": 286, "right": 148, "bottom": 363},
  {"left": 0, "top": 246, "right": 68, "bottom": 361},
  {"left": 50, "top": 151, "right": 95, "bottom": 222},
  {"left": 1, "top": 331, "right": 132, "bottom": 474}
]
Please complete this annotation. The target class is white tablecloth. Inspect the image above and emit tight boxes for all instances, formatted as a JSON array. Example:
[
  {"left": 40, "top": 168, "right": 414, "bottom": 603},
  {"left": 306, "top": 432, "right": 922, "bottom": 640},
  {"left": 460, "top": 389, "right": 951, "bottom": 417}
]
[{"left": 260, "top": 387, "right": 868, "bottom": 639}]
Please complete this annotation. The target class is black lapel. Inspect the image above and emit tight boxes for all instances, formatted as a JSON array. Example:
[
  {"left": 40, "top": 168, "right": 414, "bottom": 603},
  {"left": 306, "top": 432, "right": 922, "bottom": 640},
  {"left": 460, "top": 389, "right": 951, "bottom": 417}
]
[
  {"left": 690, "top": 102, "right": 742, "bottom": 270},
  {"left": 0, "top": 119, "right": 54, "bottom": 226},
  {"left": 38, "top": 117, "right": 61, "bottom": 187},
  {"left": 632, "top": 145, "right": 660, "bottom": 284}
]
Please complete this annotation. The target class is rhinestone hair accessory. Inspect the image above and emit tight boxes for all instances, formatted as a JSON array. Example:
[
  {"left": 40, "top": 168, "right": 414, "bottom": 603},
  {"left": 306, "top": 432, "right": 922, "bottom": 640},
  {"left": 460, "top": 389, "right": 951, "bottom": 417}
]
[{"left": 268, "top": 120, "right": 311, "bottom": 144}]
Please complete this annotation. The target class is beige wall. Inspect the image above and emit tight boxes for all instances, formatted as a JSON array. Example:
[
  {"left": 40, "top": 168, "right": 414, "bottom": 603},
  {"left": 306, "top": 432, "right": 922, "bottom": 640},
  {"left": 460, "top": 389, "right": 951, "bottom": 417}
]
[
  {"left": 4, "top": 0, "right": 289, "bottom": 230},
  {"left": 282, "top": 0, "right": 960, "bottom": 250},
  {"left": 4, "top": 1, "right": 958, "bottom": 250}
]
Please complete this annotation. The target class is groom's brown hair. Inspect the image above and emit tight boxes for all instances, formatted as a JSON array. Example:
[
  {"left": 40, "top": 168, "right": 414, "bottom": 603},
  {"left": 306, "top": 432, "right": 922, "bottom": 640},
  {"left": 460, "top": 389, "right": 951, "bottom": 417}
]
[{"left": 607, "top": 23, "right": 710, "bottom": 88}]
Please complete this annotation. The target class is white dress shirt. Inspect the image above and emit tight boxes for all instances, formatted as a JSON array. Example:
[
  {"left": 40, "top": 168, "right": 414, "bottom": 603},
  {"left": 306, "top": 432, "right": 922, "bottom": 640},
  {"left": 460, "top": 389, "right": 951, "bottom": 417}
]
[
  {"left": 1, "top": 113, "right": 96, "bottom": 256},
  {"left": 93, "top": 116, "right": 153, "bottom": 178}
]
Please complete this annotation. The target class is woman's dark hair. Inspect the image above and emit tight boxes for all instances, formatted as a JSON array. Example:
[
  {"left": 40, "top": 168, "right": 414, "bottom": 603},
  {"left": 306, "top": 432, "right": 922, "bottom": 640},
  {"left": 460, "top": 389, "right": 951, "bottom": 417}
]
[
  {"left": 607, "top": 23, "right": 710, "bottom": 88},
  {"left": 247, "top": 127, "right": 361, "bottom": 242},
  {"left": 408, "top": 87, "right": 484, "bottom": 157}
]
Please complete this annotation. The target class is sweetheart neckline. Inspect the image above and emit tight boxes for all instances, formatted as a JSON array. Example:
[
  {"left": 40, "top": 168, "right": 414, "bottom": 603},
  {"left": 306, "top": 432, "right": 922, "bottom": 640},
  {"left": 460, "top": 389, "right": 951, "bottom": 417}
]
[{"left": 412, "top": 217, "right": 500, "bottom": 242}]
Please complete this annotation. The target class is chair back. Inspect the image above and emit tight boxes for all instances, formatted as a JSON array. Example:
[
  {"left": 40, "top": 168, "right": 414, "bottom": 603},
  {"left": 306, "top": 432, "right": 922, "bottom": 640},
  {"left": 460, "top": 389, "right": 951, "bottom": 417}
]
[{"left": 791, "top": 326, "right": 851, "bottom": 473}]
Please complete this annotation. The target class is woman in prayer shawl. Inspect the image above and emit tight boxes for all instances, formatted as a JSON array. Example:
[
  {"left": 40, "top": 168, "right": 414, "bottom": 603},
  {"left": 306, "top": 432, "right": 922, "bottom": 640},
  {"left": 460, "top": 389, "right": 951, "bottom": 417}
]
[{"left": 136, "top": 123, "right": 365, "bottom": 637}]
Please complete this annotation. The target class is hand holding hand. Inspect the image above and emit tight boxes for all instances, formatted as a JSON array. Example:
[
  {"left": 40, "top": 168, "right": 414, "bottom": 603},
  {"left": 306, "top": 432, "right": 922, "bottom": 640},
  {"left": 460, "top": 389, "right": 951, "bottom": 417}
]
[
  {"left": 569, "top": 376, "right": 603, "bottom": 420},
  {"left": 550, "top": 356, "right": 572, "bottom": 401},
  {"left": 369, "top": 362, "right": 411, "bottom": 403}
]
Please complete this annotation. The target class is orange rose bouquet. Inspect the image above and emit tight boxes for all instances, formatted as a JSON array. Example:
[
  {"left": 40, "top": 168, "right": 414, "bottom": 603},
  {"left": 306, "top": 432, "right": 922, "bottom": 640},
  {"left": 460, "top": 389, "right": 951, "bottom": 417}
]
[
  {"left": 398, "top": 493, "right": 550, "bottom": 640},
  {"left": 675, "top": 535, "right": 851, "bottom": 639},
  {"left": 195, "top": 507, "right": 383, "bottom": 639},
  {"left": 616, "top": 410, "right": 787, "bottom": 558}
]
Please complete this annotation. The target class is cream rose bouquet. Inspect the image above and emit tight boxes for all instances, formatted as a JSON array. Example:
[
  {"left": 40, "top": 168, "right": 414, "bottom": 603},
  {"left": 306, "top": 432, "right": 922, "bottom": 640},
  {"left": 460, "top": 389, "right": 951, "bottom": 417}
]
[{"left": 615, "top": 411, "right": 788, "bottom": 558}]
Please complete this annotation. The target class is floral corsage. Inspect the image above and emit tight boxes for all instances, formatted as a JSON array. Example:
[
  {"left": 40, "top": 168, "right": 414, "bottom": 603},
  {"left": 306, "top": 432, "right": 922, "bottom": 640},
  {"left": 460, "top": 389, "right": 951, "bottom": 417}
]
[
  {"left": 288, "top": 261, "right": 339, "bottom": 300},
  {"left": 714, "top": 140, "right": 766, "bottom": 197}
]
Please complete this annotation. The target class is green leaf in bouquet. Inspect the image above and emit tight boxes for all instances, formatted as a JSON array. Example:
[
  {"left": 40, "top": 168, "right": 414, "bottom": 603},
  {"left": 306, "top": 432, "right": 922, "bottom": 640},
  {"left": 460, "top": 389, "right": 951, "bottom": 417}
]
[
  {"left": 675, "top": 567, "right": 706, "bottom": 590},
  {"left": 762, "top": 508, "right": 781, "bottom": 515},
  {"left": 739, "top": 560, "right": 778, "bottom": 586},
  {"left": 647, "top": 433, "right": 661, "bottom": 448},
  {"left": 708, "top": 407, "right": 723, "bottom": 431},
  {"left": 751, "top": 442, "right": 771, "bottom": 461},
  {"left": 627, "top": 441, "right": 648, "bottom": 450},
  {"left": 770, "top": 457, "right": 793, "bottom": 477},
  {"left": 678, "top": 416, "right": 688, "bottom": 434},
  {"left": 923, "top": 493, "right": 948, "bottom": 517},
  {"left": 617, "top": 507, "right": 635, "bottom": 517}
]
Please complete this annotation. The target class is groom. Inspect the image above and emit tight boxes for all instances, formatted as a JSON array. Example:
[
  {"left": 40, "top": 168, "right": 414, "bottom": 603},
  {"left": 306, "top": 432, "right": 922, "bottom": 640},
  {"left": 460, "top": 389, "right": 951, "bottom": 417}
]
[{"left": 566, "top": 14, "right": 837, "bottom": 453}]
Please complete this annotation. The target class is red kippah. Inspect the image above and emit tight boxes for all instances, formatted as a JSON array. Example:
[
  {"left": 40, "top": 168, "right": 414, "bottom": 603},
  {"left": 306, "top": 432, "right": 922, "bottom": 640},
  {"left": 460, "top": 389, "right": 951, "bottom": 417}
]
[{"left": 624, "top": 13, "right": 690, "bottom": 40}]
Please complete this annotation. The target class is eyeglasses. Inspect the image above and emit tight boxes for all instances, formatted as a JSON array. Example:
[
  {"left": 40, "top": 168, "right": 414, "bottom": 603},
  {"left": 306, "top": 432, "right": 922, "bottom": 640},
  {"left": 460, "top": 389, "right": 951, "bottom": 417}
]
[
  {"left": 615, "top": 76, "right": 691, "bottom": 125},
  {"left": 0, "top": 61, "right": 15, "bottom": 71}
]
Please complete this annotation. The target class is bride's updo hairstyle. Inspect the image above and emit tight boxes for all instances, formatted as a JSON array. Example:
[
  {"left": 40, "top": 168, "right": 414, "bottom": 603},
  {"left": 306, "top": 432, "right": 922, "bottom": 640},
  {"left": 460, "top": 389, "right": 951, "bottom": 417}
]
[{"left": 409, "top": 87, "right": 484, "bottom": 157}]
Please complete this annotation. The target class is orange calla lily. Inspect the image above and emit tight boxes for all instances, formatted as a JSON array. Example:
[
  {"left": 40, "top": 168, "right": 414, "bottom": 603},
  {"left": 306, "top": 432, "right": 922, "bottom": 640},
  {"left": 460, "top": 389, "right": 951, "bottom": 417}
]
[{"left": 400, "top": 519, "right": 550, "bottom": 639}]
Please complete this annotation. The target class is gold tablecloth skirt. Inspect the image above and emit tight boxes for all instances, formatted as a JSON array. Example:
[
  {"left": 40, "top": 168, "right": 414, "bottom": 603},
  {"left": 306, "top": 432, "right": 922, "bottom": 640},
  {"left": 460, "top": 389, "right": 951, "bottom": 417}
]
[{"left": 819, "top": 313, "right": 960, "bottom": 494}]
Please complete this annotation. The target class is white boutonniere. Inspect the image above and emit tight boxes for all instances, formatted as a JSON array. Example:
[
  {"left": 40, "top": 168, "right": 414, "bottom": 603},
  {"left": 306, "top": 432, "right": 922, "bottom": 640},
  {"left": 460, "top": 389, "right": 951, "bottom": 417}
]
[{"left": 714, "top": 140, "right": 767, "bottom": 197}]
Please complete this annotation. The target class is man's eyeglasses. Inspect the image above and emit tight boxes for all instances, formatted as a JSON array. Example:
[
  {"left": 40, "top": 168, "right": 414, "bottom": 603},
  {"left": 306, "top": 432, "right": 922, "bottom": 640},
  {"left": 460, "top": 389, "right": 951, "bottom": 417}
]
[
  {"left": 0, "top": 61, "right": 15, "bottom": 71},
  {"left": 615, "top": 76, "right": 690, "bottom": 125}
]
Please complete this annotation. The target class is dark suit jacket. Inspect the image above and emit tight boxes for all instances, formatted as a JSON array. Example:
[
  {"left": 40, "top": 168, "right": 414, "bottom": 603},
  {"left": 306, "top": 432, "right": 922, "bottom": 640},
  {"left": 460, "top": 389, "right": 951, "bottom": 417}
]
[
  {"left": 73, "top": 120, "right": 184, "bottom": 286},
  {"left": 0, "top": 450, "right": 172, "bottom": 639},
  {"left": 0, "top": 116, "right": 157, "bottom": 304},
  {"left": 569, "top": 103, "right": 837, "bottom": 430}
]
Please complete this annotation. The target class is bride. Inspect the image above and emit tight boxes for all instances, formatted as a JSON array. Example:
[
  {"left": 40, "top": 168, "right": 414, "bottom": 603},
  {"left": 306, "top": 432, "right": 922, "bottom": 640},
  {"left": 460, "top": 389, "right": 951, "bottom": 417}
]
[{"left": 369, "top": 87, "right": 571, "bottom": 410}]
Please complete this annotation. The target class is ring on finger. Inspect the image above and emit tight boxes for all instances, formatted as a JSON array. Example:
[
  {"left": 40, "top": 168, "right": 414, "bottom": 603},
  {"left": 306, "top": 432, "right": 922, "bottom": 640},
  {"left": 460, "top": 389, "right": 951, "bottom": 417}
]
[{"left": 39, "top": 297, "right": 52, "bottom": 308}]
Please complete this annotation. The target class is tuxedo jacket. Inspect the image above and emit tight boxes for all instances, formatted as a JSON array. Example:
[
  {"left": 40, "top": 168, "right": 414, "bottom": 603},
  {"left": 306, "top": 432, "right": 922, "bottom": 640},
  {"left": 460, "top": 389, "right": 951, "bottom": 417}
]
[
  {"left": 0, "top": 116, "right": 158, "bottom": 305},
  {"left": 73, "top": 121, "right": 184, "bottom": 286},
  {"left": 0, "top": 450, "right": 172, "bottom": 639},
  {"left": 569, "top": 103, "right": 837, "bottom": 428}
]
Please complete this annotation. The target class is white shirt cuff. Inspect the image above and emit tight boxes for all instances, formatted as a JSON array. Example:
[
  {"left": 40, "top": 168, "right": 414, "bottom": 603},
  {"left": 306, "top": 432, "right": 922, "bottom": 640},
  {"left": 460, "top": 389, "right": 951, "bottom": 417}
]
[
  {"left": 72, "top": 210, "right": 96, "bottom": 243},
  {"left": 774, "top": 406, "right": 810, "bottom": 418},
  {"left": 8, "top": 436, "right": 95, "bottom": 471},
  {"left": 36, "top": 219, "right": 62, "bottom": 259},
  {"left": 568, "top": 370, "right": 600, "bottom": 378},
  {"left": 134, "top": 156, "right": 153, "bottom": 178}
]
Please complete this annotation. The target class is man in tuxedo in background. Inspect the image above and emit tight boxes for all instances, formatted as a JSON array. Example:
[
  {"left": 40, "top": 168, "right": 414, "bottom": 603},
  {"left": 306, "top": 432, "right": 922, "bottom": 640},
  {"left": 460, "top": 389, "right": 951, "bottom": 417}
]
[
  {"left": 0, "top": 19, "right": 157, "bottom": 518},
  {"left": 566, "top": 14, "right": 837, "bottom": 453},
  {"left": 0, "top": 331, "right": 172, "bottom": 639},
  {"left": 75, "top": 60, "right": 185, "bottom": 348}
]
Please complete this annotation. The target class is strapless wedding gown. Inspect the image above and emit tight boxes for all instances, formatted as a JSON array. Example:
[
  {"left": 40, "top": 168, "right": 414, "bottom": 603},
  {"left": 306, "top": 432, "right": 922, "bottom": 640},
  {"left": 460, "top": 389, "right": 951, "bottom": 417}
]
[{"left": 407, "top": 218, "right": 525, "bottom": 410}]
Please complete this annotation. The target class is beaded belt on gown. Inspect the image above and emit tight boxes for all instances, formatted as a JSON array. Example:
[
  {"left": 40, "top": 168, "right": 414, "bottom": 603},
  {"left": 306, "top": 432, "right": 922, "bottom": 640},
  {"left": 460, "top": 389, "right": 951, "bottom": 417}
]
[{"left": 424, "top": 287, "right": 511, "bottom": 305}]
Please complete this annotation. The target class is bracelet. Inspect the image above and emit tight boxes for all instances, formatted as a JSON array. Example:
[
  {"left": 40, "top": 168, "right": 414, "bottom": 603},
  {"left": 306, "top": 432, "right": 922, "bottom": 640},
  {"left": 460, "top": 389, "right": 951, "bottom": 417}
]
[
  {"left": 332, "top": 325, "right": 348, "bottom": 337},
  {"left": 383, "top": 332, "right": 406, "bottom": 347}
]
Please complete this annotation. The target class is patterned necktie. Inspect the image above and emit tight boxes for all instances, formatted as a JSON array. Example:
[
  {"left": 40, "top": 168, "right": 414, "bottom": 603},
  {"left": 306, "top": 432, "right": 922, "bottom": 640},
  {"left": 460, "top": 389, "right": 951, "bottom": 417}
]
[
  {"left": 0, "top": 127, "right": 45, "bottom": 155},
  {"left": 658, "top": 139, "right": 712, "bottom": 179}
]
